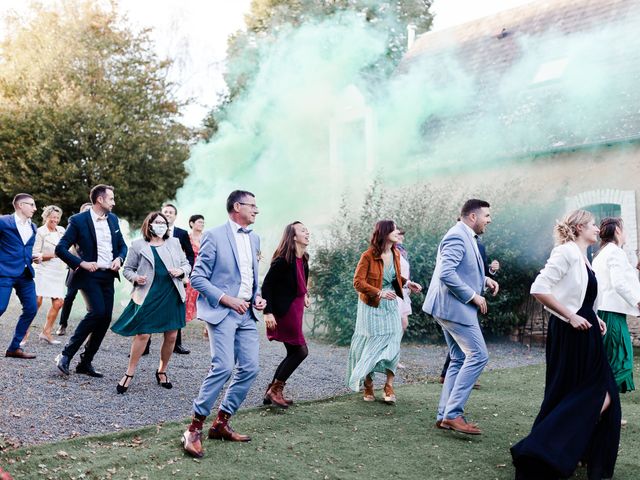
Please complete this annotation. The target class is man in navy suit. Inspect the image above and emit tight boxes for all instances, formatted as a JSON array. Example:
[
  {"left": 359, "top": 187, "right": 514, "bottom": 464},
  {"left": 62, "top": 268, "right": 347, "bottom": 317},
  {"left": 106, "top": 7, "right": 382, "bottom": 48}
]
[
  {"left": 0, "top": 193, "right": 41, "bottom": 359},
  {"left": 54, "top": 185, "right": 128, "bottom": 377}
]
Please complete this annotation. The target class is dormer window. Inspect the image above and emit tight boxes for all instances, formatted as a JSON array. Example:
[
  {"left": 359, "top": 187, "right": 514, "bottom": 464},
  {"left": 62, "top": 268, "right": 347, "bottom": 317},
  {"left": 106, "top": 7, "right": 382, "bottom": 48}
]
[{"left": 532, "top": 58, "right": 568, "bottom": 84}]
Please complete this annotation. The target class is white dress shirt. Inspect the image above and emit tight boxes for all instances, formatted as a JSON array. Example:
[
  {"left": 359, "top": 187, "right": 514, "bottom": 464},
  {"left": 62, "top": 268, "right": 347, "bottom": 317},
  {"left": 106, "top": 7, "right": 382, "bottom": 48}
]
[
  {"left": 90, "top": 208, "right": 113, "bottom": 269},
  {"left": 228, "top": 219, "right": 254, "bottom": 300},
  {"left": 14, "top": 213, "right": 33, "bottom": 245}
]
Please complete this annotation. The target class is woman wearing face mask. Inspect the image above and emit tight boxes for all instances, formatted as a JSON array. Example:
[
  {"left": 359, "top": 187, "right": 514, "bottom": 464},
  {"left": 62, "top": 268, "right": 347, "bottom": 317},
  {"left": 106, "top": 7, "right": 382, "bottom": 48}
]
[
  {"left": 111, "top": 211, "right": 191, "bottom": 394},
  {"left": 592, "top": 217, "right": 640, "bottom": 421}
]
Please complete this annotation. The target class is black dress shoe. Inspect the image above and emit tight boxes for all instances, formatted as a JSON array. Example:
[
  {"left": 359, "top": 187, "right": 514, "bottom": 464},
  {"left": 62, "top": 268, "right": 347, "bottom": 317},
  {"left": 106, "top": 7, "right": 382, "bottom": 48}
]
[
  {"left": 173, "top": 344, "right": 190, "bottom": 355},
  {"left": 56, "top": 325, "right": 66, "bottom": 336},
  {"left": 76, "top": 363, "right": 104, "bottom": 378},
  {"left": 55, "top": 353, "right": 70, "bottom": 375}
]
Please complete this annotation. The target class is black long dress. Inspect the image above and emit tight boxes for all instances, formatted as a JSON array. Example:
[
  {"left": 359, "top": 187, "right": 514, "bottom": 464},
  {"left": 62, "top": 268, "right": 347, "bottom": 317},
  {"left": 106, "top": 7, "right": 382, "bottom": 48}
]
[{"left": 511, "top": 265, "right": 621, "bottom": 480}]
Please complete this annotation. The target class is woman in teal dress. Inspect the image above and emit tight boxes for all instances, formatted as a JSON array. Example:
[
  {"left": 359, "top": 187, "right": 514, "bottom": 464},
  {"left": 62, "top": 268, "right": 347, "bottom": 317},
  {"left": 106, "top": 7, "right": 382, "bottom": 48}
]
[
  {"left": 346, "top": 220, "right": 422, "bottom": 404},
  {"left": 112, "top": 212, "right": 191, "bottom": 394},
  {"left": 592, "top": 217, "right": 640, "bottom": 417}
]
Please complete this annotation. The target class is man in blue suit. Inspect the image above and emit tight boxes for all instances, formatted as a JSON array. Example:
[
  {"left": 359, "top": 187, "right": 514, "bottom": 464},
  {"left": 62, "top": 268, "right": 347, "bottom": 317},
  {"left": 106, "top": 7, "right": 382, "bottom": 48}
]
[
  {"left": 182, "top": 190, "right": 266, "bottom": 458},
  {"left": 0, "top": 193, "right": 41, "bottom": 359},
  {"left": 54, "top": 185, "right": 128, "bottom": 377},
  {"left": 423, "top": 199, "right": 499, "bottom": 435}
]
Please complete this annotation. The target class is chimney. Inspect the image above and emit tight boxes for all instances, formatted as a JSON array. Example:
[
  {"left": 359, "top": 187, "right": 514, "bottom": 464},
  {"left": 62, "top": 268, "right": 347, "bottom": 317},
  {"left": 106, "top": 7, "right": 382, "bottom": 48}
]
[{"left": 407, "top": 24, "right": 416, "bottom": 50}]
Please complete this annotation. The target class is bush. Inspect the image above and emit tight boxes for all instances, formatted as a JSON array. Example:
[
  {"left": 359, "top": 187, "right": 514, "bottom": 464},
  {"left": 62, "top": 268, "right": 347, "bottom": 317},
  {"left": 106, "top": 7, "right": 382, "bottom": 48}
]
[{"left": 309, "top": 180, "right": 562, "bottom": 345}]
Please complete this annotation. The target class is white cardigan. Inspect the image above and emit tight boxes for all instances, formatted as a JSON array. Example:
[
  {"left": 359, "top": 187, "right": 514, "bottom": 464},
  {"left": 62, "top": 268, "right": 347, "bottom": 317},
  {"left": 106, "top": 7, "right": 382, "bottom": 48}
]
[
  {"left": 592, "top": 243, "right": 640, "bottom": 316},
  {"left": 530, "top": 241, "right": 598, "bottom": 322}
]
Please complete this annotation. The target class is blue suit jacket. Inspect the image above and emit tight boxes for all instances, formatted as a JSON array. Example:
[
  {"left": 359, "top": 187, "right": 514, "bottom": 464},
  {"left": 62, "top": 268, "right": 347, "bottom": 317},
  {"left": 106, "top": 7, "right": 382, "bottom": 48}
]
[
  {"left": 55, "top": 210, "right": 128, "bottom": 287},
  {"left": 191, "top": 222, "right": 261, "bottom": 325},
  {"left": 0, "top": 214, "right": 37, "bottom": 277},
  {"left": 422, "top": 222, "right": 487, "bottom": 325}
]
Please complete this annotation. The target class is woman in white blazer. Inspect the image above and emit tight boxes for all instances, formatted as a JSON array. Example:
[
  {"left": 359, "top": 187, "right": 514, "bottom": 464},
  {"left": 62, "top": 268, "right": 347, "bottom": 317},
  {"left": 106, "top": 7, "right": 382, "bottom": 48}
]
[
  {"left": 511, "top": 210, "right": 621, "bottom": 480},
  {"left": 593, "top": 217, "right": 640, "bottom": 396},
  {"left": 111, "top": 212, "right": 191, "bottom": 394}
]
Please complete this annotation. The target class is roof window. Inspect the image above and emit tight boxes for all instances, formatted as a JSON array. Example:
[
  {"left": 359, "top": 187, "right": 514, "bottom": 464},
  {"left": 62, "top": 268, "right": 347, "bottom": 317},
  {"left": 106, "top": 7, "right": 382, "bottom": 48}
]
[{"left": 532, "top": 58, "right": 568, "bottom": 84}]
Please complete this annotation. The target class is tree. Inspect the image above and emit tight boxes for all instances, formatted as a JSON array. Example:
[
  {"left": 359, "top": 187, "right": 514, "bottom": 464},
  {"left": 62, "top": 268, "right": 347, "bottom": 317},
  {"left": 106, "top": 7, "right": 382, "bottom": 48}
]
[
  {"left": 0, "top": 1, "right": 193, "bottom": 225},
  {"left": 201, "top": 0, "right": 433, "bottom": 140}
]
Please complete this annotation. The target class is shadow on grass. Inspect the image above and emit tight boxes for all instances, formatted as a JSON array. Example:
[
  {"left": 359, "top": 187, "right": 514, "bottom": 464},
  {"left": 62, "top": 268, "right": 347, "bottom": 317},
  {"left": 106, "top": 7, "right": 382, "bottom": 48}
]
[{"left": 2, "top": 364, "right": 640, "bottom": 479}]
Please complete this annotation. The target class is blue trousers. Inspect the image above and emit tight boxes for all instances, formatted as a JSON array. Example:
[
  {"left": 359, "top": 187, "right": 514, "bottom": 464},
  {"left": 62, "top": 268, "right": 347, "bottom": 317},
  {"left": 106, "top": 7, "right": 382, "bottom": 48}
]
[
  {"left": 193, "top": 310, "right": 260, "bottom": 417},
  {"left": 0, "top": 270, "right": 38, "bottom": 352},
  {"left": 435, "top": 316, "right": 489, "bottom": 421}
]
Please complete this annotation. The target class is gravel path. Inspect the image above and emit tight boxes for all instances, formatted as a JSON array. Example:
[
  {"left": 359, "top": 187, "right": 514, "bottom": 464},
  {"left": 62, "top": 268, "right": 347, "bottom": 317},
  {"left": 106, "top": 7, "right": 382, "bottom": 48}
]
[{"left": 0, "top": 296, "right": 544, "bottom": 447}]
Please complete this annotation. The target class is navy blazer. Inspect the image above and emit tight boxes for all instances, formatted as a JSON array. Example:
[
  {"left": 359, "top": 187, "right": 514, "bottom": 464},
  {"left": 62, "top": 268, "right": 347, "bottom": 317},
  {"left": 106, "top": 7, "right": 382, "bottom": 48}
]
[
  {"left": 173, "top": 226, "right": 195, "bottom": 268},
  {"left": 0, "top": 214, "right": 37, "bottom": 277},
  {"left": 55, "top": 210, "right": 128, "bottom": 286}
]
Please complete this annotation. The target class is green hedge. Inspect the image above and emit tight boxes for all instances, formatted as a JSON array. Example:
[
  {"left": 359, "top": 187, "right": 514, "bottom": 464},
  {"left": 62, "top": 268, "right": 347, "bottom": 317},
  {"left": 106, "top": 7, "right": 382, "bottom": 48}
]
[{"left": 309, "top": 181, "right": 561, "bottom": 345}]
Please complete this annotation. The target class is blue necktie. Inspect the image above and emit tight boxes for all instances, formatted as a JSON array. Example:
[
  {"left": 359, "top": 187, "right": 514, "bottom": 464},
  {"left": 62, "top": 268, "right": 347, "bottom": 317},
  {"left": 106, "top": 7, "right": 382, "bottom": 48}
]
[{"left": 238, "top": 228, "right": 252, "bottom": 234}]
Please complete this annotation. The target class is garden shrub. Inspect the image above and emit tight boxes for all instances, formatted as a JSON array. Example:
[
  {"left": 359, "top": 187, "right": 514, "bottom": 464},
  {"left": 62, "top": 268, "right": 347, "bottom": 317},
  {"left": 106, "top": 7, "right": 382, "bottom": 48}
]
[{"left": 309, "top": 180, "right": 562, "bottom": 345}]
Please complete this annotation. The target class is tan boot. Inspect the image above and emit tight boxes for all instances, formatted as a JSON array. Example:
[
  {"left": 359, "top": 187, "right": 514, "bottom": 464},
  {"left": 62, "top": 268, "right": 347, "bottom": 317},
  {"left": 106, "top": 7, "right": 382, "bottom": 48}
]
[
  {"left": 264, "top": 382, "right": 294, "bottom": 405},
  {"left": 383, "top": 383, "right": 396, "bottom": 405},
  {"left": 363, "top": 376, "right": 375, "bottom": 402},
  {"left": 264, "top": 379, "right": 289, "bottom": 409}
]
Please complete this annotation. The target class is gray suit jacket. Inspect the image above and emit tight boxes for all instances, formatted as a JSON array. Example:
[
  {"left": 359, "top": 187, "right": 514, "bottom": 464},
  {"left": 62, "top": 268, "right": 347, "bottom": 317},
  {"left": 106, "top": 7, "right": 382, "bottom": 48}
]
[
  {"left": 123, "top": 237, "right": 191, "bottom": 304},
  {"left": 190, "top": 222, "right": 261, "bottom": 325},
  {"left": 422, "top": 222, "right": 487, "bottom": 325}
]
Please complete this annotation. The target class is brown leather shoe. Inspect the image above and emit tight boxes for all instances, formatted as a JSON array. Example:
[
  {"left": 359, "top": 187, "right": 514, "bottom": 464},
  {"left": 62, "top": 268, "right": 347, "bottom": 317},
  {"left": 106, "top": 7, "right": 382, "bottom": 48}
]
[
  {"left": 435, "top": 419, "right": 449, "bottom": 430},
  {"left": 363, "top": 377, "right": 375, "bottom": 402},
  {"left": 5, "top": 348, "right": 36, "bottom": 359},
  {"left": 263, "top": 380, "right": 289, "bottom": 409},
  {"left": 383, "top": 383, "right": 396, "bottom": 404},
  {"left": 441, "top": 416, "right": 481, "bottom": 435},
  {"left": 208, "top": 411, "right": 251, "bottom": 442},
  {"left": 182, "top": 430, "right": 204, "bottom": 458}
]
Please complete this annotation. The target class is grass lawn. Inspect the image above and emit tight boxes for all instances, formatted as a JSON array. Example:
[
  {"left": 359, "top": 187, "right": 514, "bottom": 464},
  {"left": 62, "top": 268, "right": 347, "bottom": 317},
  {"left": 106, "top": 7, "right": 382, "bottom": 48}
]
[{"left": 2, "top": 363, "right": 639, "bottom": 479}]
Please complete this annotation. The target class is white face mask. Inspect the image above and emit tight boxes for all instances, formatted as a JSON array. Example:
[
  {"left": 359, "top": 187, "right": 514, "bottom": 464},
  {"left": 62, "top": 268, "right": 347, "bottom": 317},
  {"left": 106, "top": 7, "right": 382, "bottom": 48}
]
[{"left": 152, "top": 223, "right": 168, "bottom": 237}]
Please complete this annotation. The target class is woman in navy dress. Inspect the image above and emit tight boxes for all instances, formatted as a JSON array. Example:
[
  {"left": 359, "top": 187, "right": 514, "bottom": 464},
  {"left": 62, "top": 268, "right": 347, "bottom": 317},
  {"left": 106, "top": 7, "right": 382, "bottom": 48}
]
[
  {"left": 511, "top": 210, "right": 621, "bottom": 480},
  {"left": 261, "top": 221, "right": 310, "bottom": 408}
]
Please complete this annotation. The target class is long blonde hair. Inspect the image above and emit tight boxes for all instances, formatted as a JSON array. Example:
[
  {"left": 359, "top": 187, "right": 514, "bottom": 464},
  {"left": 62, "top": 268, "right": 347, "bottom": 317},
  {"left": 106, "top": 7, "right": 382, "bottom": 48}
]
[{"left": 554, "top": 209, "right": 594, "bottom": 245}]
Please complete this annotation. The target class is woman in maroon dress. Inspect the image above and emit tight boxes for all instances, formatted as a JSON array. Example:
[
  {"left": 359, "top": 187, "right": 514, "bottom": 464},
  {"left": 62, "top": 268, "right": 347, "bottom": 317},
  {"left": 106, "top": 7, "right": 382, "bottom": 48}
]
[{"left": 261, "top": 221, "right": 310, "bottom": 408}]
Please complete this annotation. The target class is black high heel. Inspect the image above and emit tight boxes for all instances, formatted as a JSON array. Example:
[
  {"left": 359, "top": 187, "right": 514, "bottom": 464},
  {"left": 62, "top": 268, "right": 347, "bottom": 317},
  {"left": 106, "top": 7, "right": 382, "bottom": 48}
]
[
  {"left": 155, "top": 370, "right": 173, "bottom": 389},
  {"left": 116, "top": 374, "right": 134, "bottom": 394}
]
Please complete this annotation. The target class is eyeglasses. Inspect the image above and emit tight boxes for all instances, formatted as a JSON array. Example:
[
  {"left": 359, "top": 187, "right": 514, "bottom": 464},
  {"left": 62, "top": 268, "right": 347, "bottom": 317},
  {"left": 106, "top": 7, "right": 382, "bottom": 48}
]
[
  {"left": 20, "top": 202, "right": 36, "bottom": 208},
  {"left": 238, "top": 202, "right": 259, "bottom": 211}
]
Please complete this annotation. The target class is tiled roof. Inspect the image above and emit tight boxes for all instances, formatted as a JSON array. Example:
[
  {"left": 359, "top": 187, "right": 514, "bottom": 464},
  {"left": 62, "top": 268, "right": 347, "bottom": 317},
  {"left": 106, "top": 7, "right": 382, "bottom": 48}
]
[{"left": 398, "top": 0, "right": 640, "bottom": 160}]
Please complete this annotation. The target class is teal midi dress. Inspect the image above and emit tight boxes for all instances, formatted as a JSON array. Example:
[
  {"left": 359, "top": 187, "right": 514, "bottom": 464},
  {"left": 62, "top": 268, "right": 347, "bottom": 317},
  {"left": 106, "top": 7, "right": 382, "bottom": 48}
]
[
  {"left": 112, "top": 246, "right": 186, "bottom": 336},
  {"left": 599, "top": 310, "right": 635, "bottom": 393},
  {"left": 346, "top": 261, "right": 402, "bottom": 391}
]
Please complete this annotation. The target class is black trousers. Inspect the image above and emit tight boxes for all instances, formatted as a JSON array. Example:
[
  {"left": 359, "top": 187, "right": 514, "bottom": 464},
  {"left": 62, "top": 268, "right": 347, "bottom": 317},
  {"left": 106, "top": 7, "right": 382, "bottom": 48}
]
[
  {"left": 59, "top": 286, "right": 80, "bottom": 328},
  {"left": 62, "top": 271, "right": 114, "bottom": 365}
]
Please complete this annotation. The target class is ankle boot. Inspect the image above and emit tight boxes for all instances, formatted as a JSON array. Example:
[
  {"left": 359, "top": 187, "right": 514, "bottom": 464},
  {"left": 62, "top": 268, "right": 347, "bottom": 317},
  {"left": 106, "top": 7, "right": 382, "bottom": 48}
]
[
  {"left": 363, "top": 376, "right": 375, "bottom": 402},
  {"left": 264, "top": 379, "right": 289, "bottom": 409},
  {"left": 182, "top": 414, "right": 205, "bottom": 458},
  {"left": 208, "top": 410, "right": 251, "bottom": 442},
  {"left": 264, "top": 382, "right": 294, "bottom": 405}
]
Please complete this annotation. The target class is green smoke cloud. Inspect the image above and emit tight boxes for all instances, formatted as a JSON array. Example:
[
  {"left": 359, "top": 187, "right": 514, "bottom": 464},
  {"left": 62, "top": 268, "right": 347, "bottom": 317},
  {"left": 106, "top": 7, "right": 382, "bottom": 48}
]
[{"left": 176, "top": 5, "right": 640, "bottom": 250}]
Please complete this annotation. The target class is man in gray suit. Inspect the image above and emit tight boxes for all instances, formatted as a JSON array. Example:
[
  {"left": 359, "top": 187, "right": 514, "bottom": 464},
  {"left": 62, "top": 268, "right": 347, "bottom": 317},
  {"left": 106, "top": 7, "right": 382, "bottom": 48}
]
[
  {"left": 182, "top": 190, "right": 266, "bottom": 458},
  {"left": 423, "top": 199, "right": 499, "bottom": 435}
]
